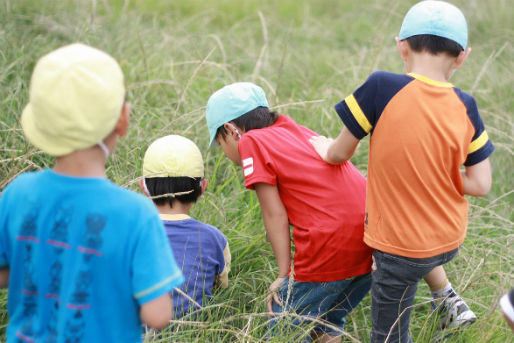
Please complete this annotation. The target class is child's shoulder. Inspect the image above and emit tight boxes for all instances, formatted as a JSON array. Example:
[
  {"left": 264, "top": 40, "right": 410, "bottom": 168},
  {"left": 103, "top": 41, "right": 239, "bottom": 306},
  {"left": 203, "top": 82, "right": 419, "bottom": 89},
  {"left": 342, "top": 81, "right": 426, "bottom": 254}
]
[
  {"left": 107, "top": 183, "right": 156, "bottom": 213},
  {"left": 189, "top": 218, "right": 227, "bottom": 241},
  {"left": 2, "top": 170, "right": 47, "bottom": 197},
  {"left": 451, "top": 86, "right": 477, "bottom": 107},
  {"left": 196, "top": 218, "right": 226, "bottom": 235},
  {"left": 10, "top": 169, "right": 45, "bottom": 184},
  {"left": 365, "top": 70, "right": 412, "bottom": 85}
]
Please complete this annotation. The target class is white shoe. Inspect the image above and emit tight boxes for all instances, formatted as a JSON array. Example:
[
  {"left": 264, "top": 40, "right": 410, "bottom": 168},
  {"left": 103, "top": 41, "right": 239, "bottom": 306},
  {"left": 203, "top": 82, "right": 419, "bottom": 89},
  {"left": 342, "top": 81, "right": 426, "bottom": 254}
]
[{"left": 433, "top": 293, "right": 477, "bottom": 330}]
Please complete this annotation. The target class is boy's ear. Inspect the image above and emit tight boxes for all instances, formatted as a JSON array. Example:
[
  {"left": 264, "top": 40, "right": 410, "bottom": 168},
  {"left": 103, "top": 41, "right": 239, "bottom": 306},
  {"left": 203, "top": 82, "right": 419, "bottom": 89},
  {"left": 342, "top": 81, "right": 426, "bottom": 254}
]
[
  {"left": 200, "top": 179, "right": 208, "bottom": 195},
  {"left": 115, "top": 102, "right": 131, "bottom": 137},
  {"left": 138, "top": 178, "right": 150, "bottom": 197},
  {"left": 396, "top": 37, "right": 409, "bottom": 62},
  {"left": 454, "top": 47, "right": 471, "bottom": 70},
  {"left": 223, "top": 122, "right": 242, "bottom": 140}
]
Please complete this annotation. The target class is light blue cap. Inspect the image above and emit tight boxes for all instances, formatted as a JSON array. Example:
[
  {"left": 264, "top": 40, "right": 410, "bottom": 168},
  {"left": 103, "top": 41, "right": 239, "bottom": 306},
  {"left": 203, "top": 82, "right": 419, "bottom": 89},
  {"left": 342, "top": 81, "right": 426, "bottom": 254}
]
[
  {"left": 399, "top": 0, "right": 468, "bottom": 50},
  {"left": 206, "top": 82, "right": 269, "bottom": 146}
]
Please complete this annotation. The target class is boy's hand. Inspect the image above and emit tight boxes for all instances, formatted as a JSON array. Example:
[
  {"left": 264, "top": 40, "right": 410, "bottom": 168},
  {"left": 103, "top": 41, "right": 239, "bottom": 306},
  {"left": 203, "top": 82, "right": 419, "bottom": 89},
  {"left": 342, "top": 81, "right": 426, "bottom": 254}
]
[
  {"left": 309, "top": 135, "right": 334, "bottom": 162},
  {"left": 310, "top": 127, "right": 360, "bottom": 164},
  {"left": 267, "top": 276, "right": 286, "bottom": 312}
]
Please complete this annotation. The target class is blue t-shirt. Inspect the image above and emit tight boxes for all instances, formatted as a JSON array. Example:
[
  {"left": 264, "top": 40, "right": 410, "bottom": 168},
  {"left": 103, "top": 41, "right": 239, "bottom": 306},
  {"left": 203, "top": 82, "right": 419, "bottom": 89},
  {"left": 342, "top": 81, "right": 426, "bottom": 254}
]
[
  {"left": 161, "top": 215, "right": 227, "bottom": 317},
  {"left": 0, "top": 170, "right": 184, "bottom": 343}
]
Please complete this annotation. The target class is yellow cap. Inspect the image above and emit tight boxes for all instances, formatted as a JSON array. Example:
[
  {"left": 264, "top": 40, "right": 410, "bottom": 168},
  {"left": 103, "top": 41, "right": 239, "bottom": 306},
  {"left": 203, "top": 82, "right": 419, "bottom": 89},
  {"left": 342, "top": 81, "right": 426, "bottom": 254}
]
[
  {"left": 143, "top": 135, "right": 204, "bottom": 178},
  {"left": 21, "top": 43, "right": 125, "bottom": 156}
]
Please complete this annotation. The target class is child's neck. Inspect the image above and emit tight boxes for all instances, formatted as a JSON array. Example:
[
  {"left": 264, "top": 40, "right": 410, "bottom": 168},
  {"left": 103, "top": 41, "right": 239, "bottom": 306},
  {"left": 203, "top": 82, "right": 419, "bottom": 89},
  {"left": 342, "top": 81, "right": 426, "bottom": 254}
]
[
  {"left": 406, "top": 51, "right": 456, "bottom": 83},
  {"left": 157, "top": 202, "right": 192, "bottom": 216},
  {"left": 53, "top": 145, "right": 107, "bottom": 178}
]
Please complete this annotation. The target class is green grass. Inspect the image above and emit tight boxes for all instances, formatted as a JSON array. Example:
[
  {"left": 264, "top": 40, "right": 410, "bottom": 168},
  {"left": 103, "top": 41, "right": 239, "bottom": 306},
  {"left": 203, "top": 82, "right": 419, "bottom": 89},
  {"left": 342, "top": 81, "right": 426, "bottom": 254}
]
[{"left": 0, "top": 0, "right": 513, "bottom": 341}]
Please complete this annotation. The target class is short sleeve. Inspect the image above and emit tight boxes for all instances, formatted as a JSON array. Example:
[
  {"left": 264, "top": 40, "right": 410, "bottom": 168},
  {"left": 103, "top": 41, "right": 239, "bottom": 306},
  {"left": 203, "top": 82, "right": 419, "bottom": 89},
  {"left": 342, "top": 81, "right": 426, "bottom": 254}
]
[
  {"left": 238, "top": 134, "right": 277, "bottom": 189},
  {"left": 215, "top": 235, "right": 230, "bottom": 288},
  {"left": 334, "top": 71, "right": 413, "bottom": 139},
  {"left": 215, "top": 234, "right": 228, "bottom": 274},
  {"left": 454, "top": 89, "right": 495, "bottom": 166},
  {"left": 132, "top": 214, "right": 184, "bottom": 305},
  {"left": 334, "top": 72, "right": 380, "bottom": 139}
]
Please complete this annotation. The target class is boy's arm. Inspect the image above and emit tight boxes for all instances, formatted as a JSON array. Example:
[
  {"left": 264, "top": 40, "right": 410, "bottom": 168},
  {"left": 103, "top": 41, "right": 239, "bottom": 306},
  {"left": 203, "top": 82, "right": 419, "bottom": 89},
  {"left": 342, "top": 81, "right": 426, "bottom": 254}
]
[
  {"left": 461, "top": 158, "right": 492, "bottom": 196},
  {"left": 310, "top": 126, "right": 360, "bottom": 164},
  {"left": 0, "top": 267, "right": 9, "bottom": 288},
  {"left": 254, "top": 183, "right": 291, "bottom": 312},
  {"left": 140, "top": 293, "right": 173, "bottom": 329}
]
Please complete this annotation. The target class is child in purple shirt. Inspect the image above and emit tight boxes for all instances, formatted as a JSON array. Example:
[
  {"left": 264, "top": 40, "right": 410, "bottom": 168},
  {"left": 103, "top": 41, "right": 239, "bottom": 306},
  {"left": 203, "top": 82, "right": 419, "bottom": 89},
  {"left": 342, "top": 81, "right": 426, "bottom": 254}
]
[{"left": 139, "top": 135, "right": 231, "bottom": 318}]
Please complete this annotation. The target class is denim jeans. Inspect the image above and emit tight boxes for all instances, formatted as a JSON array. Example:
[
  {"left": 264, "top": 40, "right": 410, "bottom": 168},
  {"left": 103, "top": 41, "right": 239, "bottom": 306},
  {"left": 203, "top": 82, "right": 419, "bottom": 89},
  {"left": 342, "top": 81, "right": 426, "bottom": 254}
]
[
  {"left": 371, "top": 248, "right": 458, "bottom": 343},
  {"left": 270, "top": 273, "right": 371, "bottom": 340}
]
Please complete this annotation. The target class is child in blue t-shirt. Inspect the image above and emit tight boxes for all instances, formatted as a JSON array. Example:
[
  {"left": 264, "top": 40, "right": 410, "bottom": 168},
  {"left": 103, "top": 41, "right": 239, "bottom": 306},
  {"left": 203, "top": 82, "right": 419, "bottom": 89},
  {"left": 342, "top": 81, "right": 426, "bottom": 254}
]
[
  {"left": 139, "top": 135, "right": 230, "bottom": 319},
  {"left": 0, "top": 44, "right": 184, "bottom": 343}
]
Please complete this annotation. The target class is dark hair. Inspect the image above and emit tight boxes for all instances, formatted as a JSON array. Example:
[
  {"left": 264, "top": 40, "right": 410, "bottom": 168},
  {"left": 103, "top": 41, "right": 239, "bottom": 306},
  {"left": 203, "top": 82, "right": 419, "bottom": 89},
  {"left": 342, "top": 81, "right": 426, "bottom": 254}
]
[
  {"left": 405, "top": 34, "right": 463, "bottom": 57},
  {"left": 144, "top": 177, "right": 202, "bottom": 207},
  {"left": 215, "top": 106, "right": 279, "bottom": 141}
]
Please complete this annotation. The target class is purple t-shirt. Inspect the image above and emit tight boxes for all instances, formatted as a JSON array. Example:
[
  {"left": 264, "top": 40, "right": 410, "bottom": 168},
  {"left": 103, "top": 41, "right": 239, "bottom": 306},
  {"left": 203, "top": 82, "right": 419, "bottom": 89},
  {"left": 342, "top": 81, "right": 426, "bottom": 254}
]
[{"left": 161, "top": 214, "right": 227, "bottom": 317}]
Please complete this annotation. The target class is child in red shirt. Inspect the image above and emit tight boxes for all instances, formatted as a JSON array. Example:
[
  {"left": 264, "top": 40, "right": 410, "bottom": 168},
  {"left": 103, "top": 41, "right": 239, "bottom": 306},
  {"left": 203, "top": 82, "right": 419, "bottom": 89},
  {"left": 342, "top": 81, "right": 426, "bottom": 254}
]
[{"left": 206, "top": 82, "right": 372, "bottom": 341}]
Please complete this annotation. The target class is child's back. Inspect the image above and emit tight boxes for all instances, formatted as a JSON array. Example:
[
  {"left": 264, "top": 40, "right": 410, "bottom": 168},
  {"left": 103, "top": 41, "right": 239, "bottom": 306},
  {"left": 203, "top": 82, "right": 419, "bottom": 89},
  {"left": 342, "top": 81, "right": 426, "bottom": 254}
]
[
  {"left": 0, "top": 44, "right": 183, "bottom": 342},
  {"left": 341, "top": 70, "right": 493, "bottom": 256},
  {"left": 162, "top": 215, "right": 228, "bottom": 317},
  {"left": 238, "top": 114, "right": 371, "bottom": 281}
]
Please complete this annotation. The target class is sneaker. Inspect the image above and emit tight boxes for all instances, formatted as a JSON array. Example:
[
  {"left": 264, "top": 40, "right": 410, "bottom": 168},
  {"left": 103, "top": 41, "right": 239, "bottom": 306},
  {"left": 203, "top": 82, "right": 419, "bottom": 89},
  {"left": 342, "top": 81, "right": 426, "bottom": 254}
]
[{"left": 432, "top": 293, "right": 477, "bottom": 330}]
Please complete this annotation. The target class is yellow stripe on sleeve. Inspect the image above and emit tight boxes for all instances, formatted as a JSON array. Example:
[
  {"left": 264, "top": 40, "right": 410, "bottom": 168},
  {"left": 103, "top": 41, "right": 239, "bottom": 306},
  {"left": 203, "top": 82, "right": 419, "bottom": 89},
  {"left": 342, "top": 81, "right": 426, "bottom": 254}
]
[
  {"left": 468, "top": 131, "right": 489, "bottom": 154},
  {"left": 345, "top": 94, "right": 372, "bottom": 133}
]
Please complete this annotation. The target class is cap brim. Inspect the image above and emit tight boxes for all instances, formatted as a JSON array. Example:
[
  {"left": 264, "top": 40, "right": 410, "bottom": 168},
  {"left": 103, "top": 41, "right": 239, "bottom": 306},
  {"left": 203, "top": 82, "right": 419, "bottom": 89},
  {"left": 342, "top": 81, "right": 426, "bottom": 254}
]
[{"left": 21, "top": 103, "right": 71, "bottom": 156}]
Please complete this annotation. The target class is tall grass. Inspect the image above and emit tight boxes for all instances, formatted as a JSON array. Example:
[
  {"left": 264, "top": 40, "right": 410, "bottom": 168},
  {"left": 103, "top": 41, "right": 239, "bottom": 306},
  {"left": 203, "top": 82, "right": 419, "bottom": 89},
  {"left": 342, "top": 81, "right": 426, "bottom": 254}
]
[{"left": 0, "top": 0, "right": 512, "bottom": 341}]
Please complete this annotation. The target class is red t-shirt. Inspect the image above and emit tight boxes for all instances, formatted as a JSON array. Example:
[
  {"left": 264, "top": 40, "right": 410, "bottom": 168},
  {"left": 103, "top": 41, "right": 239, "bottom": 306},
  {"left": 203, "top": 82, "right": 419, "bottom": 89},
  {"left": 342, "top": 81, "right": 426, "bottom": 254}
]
[{"left": 238, "top": 115, "right": 372, "bottom": 282}]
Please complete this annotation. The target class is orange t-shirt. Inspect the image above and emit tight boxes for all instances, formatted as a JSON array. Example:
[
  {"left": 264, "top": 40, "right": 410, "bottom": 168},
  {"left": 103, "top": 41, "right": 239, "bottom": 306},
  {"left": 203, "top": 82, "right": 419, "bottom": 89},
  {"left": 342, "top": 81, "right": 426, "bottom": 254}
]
[{"left": 335, "top": 71, "right": 494, "bottom": 258}]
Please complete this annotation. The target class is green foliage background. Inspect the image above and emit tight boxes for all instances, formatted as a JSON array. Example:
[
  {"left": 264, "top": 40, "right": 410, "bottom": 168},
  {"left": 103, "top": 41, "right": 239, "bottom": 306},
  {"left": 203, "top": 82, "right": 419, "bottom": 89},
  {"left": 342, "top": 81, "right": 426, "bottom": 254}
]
[{"left": 0, "top": 0, "right": 512, "bottom": 341}]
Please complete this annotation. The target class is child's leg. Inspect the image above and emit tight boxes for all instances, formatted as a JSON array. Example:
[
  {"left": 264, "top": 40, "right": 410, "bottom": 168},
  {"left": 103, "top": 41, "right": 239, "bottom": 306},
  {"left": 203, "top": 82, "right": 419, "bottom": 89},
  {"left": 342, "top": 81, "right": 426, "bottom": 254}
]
[
  {"left": 371, "top": 251, "right": 422, "bottom": 343},
  {"left": 371, "top": 249, "right": 458, "bottom": 343},
  {"left": 271, "top": 274, "right": 371, "bottom": 342},
  {"left": 424, "top": 265, "right": 449, "bottom": 294},
  {"left": 319, "top": 273, "right": 371, "bottom": 343},
  {"left": 424, "top": 265, "right": 476, "bottom": 329}
]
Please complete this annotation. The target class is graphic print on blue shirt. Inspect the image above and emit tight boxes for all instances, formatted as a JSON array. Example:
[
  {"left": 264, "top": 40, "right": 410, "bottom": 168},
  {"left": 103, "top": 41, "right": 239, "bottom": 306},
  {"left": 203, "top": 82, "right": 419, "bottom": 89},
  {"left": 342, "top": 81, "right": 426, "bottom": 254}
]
[
  {"left": 63, "top": 213, "right": 106, "bottom": 343},
  {"left": 17, "top": 209, "right": 39, "bottom": 341},
  {"left": 46, "top": 205, "right": 73, "bottom": 343}
]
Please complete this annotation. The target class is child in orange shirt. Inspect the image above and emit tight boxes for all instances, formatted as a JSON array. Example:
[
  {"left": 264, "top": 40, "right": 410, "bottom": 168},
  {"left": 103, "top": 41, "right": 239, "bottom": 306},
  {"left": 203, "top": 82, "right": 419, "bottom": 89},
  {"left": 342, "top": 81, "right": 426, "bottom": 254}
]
[{"left": 311, "top": 1, "right": 493, "bottom": 341}]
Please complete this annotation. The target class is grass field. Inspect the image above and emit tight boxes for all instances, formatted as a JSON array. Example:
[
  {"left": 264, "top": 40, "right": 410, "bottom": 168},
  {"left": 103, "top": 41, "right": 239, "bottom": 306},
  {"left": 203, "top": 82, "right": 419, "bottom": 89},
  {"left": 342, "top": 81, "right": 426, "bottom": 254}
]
[{"left": 0, "top": 0, "right": 512, "bottom": 341}]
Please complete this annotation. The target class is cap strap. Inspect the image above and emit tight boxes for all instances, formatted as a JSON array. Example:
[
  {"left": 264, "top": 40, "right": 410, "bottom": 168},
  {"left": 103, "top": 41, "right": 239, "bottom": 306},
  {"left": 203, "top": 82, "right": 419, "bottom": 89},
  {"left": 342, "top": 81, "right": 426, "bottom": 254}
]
[
  {"left": 143, "top": 177, "right": 201, "bottom": 199},
  {"left": 97, "top": 141, "right": 110, "bottom": 159}
]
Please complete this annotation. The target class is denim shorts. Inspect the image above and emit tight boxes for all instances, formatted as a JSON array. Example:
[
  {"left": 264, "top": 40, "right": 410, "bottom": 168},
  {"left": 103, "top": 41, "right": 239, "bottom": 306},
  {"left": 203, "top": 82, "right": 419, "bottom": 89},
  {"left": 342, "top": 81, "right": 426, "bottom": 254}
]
[
  {"left": 371, "top": 248, "right": 458, "bottom": 343},
  {"left": 270, "top": 273, "right": 371, "bottom": 338}
]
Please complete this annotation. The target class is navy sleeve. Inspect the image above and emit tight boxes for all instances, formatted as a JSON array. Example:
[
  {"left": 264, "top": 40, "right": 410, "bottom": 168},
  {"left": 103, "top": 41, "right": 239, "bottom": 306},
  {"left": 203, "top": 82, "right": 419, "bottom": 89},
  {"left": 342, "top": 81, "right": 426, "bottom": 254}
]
[
  {"left": 453, "top": 89, "right": 495, "bottom": 166},
  {"left": 334, "top": 71, "right": 412, "bottom": 139}
]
